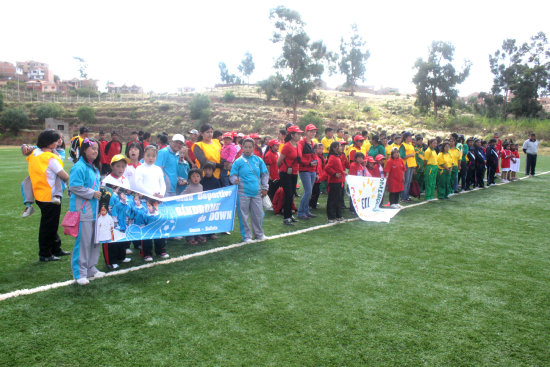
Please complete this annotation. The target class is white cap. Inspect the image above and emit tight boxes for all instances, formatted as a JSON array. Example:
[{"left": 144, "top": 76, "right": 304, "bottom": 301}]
[{"left": 172, "top": 133, "right": 185, "bottom": 143}]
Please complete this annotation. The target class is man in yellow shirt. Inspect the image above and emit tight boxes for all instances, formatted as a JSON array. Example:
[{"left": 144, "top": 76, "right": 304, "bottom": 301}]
[{"left": 423, "top": 139, "right": 439, "bottom": 200}]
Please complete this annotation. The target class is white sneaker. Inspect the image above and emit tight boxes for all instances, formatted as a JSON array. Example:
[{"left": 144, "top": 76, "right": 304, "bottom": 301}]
[
  {"left": 111, "top": 264, "right": 119, "bottom": 269},
  {"left": 122, "top": 257, "right": 132, "bottom": 263},
  {"left": 159, "top": 253, "right": 170, "bottom": 259},
  {"left": 144, "top": 256, "right": 153, "bottom": 262},
  {"left": 76, "top": 278, "right": 89, "bottom": 285},
  {"left": 89, "top": 271, "right": 106, "bottom": 279},
  {"left": 390, "top": 204, "right": 399, "bottom": 209},
  {"left": 244, "top": 238, "right": 254, "bottom": 243},
  {"left": 125, "top": 248, "right": 133, "bottom": 255},
  {"left": 256, "top": 235, "right": 267, "bottom": 241},
  {"left": 22, "top": 206, "right": 35, "bottom": 218}
]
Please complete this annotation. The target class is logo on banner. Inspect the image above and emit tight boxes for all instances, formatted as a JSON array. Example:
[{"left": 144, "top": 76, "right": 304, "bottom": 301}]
[{"left": 346, "top": 175, "right": 400, "bottom": 223}]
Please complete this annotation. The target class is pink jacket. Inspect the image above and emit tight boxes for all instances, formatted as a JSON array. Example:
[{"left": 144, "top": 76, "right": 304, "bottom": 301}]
[{"left": 221, "top": 143, "right": 237, "bottom": 163}]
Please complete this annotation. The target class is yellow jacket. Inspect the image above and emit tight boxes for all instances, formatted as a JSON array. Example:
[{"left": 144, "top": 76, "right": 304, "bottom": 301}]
[
  {"left": 424, "top": 148, "right": 438, "bottom": 166},
  {"left": 321, "top": 137, "right": 334, "bottom": 154},
  {"left": 400, "top": 142, "right": 417, "bottom": 168},
  {"left": 437, "top": 152, "right": 452, "bottom": 170},
  {"left": 449, "top": 147, "right": 461, "bottom": 167}
]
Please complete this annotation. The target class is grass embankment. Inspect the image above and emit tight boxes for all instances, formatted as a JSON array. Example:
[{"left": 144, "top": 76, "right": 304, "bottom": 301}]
[{"left": 0, "top": 147, "right": 549, "bottom": 366}]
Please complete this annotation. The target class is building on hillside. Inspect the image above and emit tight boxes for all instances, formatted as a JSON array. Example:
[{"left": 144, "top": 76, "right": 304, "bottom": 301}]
[
  {"left": 25, "top": 80, "right": 57, "bottom": 92},
  {"left": 0, "top": 61, "right": 16, "bottom": 79},
  {"left": 45, "top": 118, "right": 70, "bottom": 143},
  {"left": 107, "top": 83, "right": 143, "bottom": 94},
  {"left": 16, "top": 60, "right": 54, "bottom": 83}
]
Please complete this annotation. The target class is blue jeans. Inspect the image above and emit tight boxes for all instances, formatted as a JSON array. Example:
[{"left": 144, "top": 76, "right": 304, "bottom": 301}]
[
  {"left": 401, "top": 167, "right": 415, "bottom": 200},
  {"left": 298, "top": 171, "right": 316, "bottom": 217}
]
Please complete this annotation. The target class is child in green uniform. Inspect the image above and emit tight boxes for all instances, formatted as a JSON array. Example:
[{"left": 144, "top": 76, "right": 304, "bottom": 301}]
[{"left": 423, "top": 139, "right": 438, "bottom": 200}]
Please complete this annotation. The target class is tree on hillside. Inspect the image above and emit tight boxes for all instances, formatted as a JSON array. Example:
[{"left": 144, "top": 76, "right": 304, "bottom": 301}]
[
  {"left": 269, "top": 6, "right": 334, "bottom": 123},
  {"left": 257, "top": 75, "right": 282, "bottom": 101},
  {"left": 0, "top": 90, "right": 3, "bottom": 113},
  {"left": 77, "top": 106, "right": 95, "bottom": 124},
  {"left": 219, "top": 62, "right": 241, "bottom": 84},
  {"left": 413, "top": 41, "right": 471, "bottom": 117},
  {"left": 0, "top": 108, "right": 29, "bottom": 132},
  {"left": 339, "top": 24, "right": 370, "bottom": 96},
  {"left": 238, "top": 52, "right": 255, "bottom": 84},
  {"left": 35, "top": 103, "right": 64, "bottom": 121},
  {"left": 489, "top": 39, "right": 522, "bottom": 119}
]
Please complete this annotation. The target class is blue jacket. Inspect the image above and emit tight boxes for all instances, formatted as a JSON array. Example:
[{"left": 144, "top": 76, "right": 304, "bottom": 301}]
[
  {"left": 230, "top": 154, "right": 268, "bottom": 197},
  {"left": 69, "top": 157, "right": 101, "bottom": 221},
  {"left": 156, "top": 147, "right": 179, "bottom": 194}
]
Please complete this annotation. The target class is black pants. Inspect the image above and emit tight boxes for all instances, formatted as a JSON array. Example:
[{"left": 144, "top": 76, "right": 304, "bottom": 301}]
[
  {"left": 526, "top": 154, "right": 537, "bottom": 175},
  {"left": 268, "top": 179, "right": 280, "bottom": 202},
  {"left": 466, "top": 166, "right": 476, "bottom": 190},
  {"left": 475, "top": 166, "right": 485, "bottom": 187},
  {"left": 310, "top": 182, "right": 320, "bottom": 208},
  {"left": 389, "top": 192, "right": 401, "bottom": 205},
  {"left": 35, "top": 201, "right": 62, "bottom": 257},
  {"left": 459, "top": 161, "right": 468, "bottom": 189},
  {"left": 327, "top": 183, "right": 343, "bottom": 220},
  {"left": 102, "top": 241, "right": 128, "bottom": 266},
  {"left": 487, "top": 163, "right": 497, "bottom": 185},
  {"left": 279, "top": 172, "right": 297, "bottom": 219},
  {"left": 141, "top": 238, "right": 166, "bottom": 257}
]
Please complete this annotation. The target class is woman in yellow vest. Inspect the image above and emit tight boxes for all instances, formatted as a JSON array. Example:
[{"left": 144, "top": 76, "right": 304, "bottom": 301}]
[
  {"left": 193, "top": 124, "right": 223, "bottom": 181},
  {"left": 28, "top": 130, "right": 70, "bottom": 262},
  {"left": 423, "top": 139, "right": 439, "bottom": 200},
  {"left": 437, "top": 141, "right": 453, "bottom": 199},
  {"left": 399, "top": 132, "right": 417, "bottom": 201}
]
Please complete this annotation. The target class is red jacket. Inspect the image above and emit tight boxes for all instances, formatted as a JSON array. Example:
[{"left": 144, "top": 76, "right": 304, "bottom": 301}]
[
  {"left": 297, "top": 138, "right": 316, "bottom": 172},
  {"left": 263, "top": 149, "right": 280, "bottom": 181},
  {"left": 383, "top": 157, "right": 406, "bottom": 193},
  {"left": 339, "top": 153, "right": 350, "bottom": 172},
  {"left": 325, "top": 154, "right": 345, "bottom": 184},
  {"left": 314, "top": 154, "right": 326, "bottom": 183},
  {"left": 103, "top": 140, "right": 122, "bottom": 165}
]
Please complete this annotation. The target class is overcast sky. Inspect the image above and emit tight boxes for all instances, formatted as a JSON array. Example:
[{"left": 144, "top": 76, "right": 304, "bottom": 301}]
[{"left": 2, "top": 0, "right": 549, "bottom": 95}]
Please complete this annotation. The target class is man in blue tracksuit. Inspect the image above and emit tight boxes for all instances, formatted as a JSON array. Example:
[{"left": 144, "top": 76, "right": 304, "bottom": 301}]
[{"left": 155, "top": 134, "right": 186, "bottom": 196}]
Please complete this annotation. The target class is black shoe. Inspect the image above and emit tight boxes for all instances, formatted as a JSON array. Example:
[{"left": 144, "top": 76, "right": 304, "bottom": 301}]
[
  {"left": 53, "top": 250, "right": 71, "bottom": 256},
  {"left": 283, "top": 219, "right": 294, "bottom": 226},
  {"left": 39, "top": 255, "right": 60, "bottom": 262},
  {"left": 290, "top": 216, "right": 299, "bottom": 223}
]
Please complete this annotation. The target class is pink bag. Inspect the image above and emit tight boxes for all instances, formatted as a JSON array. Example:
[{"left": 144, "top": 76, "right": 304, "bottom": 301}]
[{"left": 61, "top": 210, "right": 80, "bottom": 238}]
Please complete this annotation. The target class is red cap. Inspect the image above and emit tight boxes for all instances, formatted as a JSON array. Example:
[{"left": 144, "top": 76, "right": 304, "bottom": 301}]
[
  {"left": 243, "top": 135, "right": 250, "bottom": 139},
  {"left": 366, "top": 156, "right": 375, "bottom": 163},
  {"left": 287, "top": 126, "right": 304, "bottom": 133},
  {"left": 249, "top": 133, "right": 260, "bottom": 139},
  {"left": 305, "top": 124, "right": 318, "bottom": 131},
  {"left": 222, "top": 132, "right": 232, "bottom": 139},
  {"left": 231, "top": 131, "right": 238, "bottom": 138},
  {"left": 237, "top": 132, "right": 245, "bottom": 138},
  {"left": 339, "top": 140, "right": 347, "bottom": 145},
  {"left": 268, "top": 139, "right": 280, "bottom": 147},
  {"left": 353, "top": 135, "right": 365, "bottom": 142},
  {"left": 375, "top": 154, "right": 385, "bottom": 161}
]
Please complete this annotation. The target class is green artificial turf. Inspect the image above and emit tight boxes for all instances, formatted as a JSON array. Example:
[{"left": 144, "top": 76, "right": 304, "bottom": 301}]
[{"left": 0, "top": 147, "right": 549, "bottom": 366}]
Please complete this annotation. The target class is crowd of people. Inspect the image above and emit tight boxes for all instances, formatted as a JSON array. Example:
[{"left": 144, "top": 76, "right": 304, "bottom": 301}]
[{"left": 21, "top": 123, "right": 540, "bottom": 285}]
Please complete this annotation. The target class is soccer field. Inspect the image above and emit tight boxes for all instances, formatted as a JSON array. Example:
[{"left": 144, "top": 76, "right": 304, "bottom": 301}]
[{"left": 1, "top": 147, "right": 549, "bottom": 366}]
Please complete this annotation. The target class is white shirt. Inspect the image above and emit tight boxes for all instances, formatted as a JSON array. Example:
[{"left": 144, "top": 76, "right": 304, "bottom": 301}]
[
  {"left": 96, "top": 213, "right": 114, "bottom": 242},
  {"left": 102, "top": 173, "right": 131, "bottom": 190},
  {"left": 135, "top": 162, "right": 166, "bottom": 196},
  {"left": 522, "top": 139, "right": 539, "bottom": 155},
  {"left": 124, "top": 163, "right": 140, "bottom": 190}
]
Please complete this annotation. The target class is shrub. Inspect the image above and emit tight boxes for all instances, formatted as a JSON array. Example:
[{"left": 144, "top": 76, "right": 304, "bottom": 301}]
[
  {"left": 0, "top": 108, "right": 29, "bottom": 132},
  {"left": 72, "top": 88, "right": 98, "bottom": 98},
  {"left": 223, "top": 91, "right": 236, "bottom": 102},
  {"left": 188, "top": 94, "right": 211, "bottom": 120},
  {"left": 76, "top": 106, "right": 95, "bottom": 124},
  {"left": 35, "top": 103, "right": 64, "bottom": 121},
  {"left": 362, "top": 105, "right": 371, "bottom": 113},
  {"left": 298, "top": 110, "right": 324, "bottom": 132},
  {"left": 158, "top": 104, "right": 171, "bottom": 112},
  {"left": 174, "top": 116, "right": 183, "bottom": 124},
  {"left": 107, "top": 111, "right": 117, "bottom": 117}
]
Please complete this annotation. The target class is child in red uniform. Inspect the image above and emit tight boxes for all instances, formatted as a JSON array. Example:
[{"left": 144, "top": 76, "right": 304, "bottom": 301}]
[
  {"left": 263, "top": 139, "right": 280, "bottom": 201},
  {"left": 383, "top": 149, "right": 406, "bottom": 209},
  {"left": 338, "top": 141, "right": 350, "bottom": 209},
  {"left": 310, "top": 144, "right": 326, "bottom": 210},
  {"left": 349, "top": 152, "right": 366, "bottom": 176},
  {"left": 325, "top": 142, "right": 346, "bottom": 222},
  {"left": 500, "top": 142, "right": 512, "bottom": 183},
  {"left": 365, "top": 156, "right": 381, "bottom": 177},
  {"left": 510, "top": 143, "right": 520, "bottom": 181}
]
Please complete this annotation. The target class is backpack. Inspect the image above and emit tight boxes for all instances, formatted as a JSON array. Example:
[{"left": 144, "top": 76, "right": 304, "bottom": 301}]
[{"left": 69, "top": 137, "right": 80, "bottom": 163}]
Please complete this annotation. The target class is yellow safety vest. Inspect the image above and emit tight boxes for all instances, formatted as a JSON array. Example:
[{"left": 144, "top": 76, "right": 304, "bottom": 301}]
[
  {"left": 401, "top": 142, "right": 417, "bottom": 168},
  {"left": 193, "top": 141, "right": 222, "bottom": 179},
  {"left": 27, "top": 151, "right": 63, "bottom": 202}
]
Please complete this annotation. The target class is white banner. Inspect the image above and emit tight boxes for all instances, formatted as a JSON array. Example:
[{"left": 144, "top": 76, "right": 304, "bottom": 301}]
[{"left": 346, "top": 175, "right": 401, "bottom": 223}]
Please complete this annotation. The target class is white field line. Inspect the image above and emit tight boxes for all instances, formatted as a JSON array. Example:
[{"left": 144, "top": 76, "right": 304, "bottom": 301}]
[{"left": 1, "top": 170, "right": 548, "bottom": 302}]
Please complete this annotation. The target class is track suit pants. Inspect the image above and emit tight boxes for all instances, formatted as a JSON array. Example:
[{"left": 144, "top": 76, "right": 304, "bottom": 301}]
[
  {"left": 327, "top": 183, "right": 343, "bottom": 220},
  {"left": 71, "top": 220, "right": 100, "bottom": 279},
  {"left": 279, "top": 172, "right": 297, "bottom": 220},
  {"left": 526, "top": 154, "right": 537, "bottom": 175},
  {"left": 237, "top": 192, "right": 265, "bottom": 241},
  {"left": 424, "top": 165, "right": 438, "bottom": 200},
  {"left": 438, "top": 169, "right": 451, "bottom": 199},
  {"left": 401, "top": 167, "right": 414, "bottom": 200}
]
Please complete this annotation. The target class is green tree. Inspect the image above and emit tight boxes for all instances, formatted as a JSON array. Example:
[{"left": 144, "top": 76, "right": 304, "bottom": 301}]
[
  {"left": 339, "top": 24, "right": 370, "bottom": 96},
  {"left": 219, "top": 62, "right": 239, "bottom": 84},
  {"left": 257, "top": 75, "right": 282, "bottom": 101},
  {"left": 489, "top": 39, "right": 521, "bottom": 119},
  {"left": 269, "top": 6, "right": 333, "bottom": 123},
  {"left": 0, "top": 108, "right": 29, "bottom": 132},
  {"left": 188, "top": 94, "right": 211, "bottom": 122},
  {"left": 76, "top": 106, "right": 95, "bottom": 124},
  {"left": 413, "top": 41, "right": 471, "bottom": 117},
  {"left": 35, "top": 103, "right": 64, "bottom": 121},
  {"left": 0, "top": 90, "right": 3, "bottom": 113},
  {"left": 238, "top": 52, "right": 255, "bottom": 84},
  {"left": 73, "top": 56, "right": 88, "bottom": 79}
]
